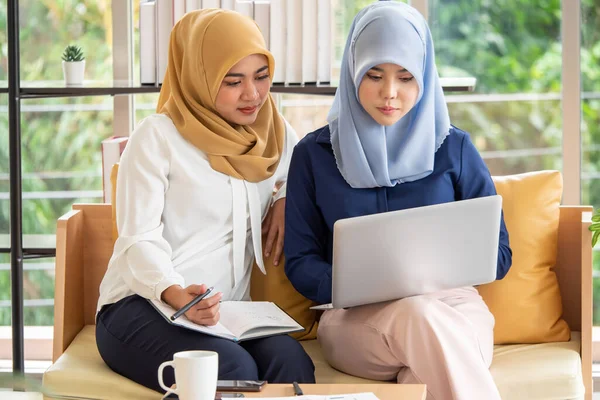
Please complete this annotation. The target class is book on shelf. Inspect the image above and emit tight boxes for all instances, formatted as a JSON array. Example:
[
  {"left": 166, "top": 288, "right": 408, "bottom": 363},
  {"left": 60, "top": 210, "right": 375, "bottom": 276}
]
[
  {"left": 140, "top": 1, "right": 156, "bottom": 85},
  {"left": 101, "top": 136, "right": 128, "bottom": 203},
  {"left": 202, "top": 0, "right": 221, "bottom": 8},
  {"left": 149, "top": 299, "right": 304, "bottom": 342},
  {"left": 270, "top": 0, "right": 286, "bottom": 84},
  {"left": 138, "top": 0, "right": 332, "bottom": 87},
  {"left": 220, "top": 0, "right": 235, "bottom": 10},
  {"left": 302, "top": 0, "right": 318, "bottom": 84},
  {"left": 285, "top": 0, "right": 303, "bottom": 84},
  {"left": 234, "top": 0, "right": 254, "bottom": 18},
  {"left": 253, "top": 1, "right": 270, "bottom": 49},
  {"left": 155, "top": 0, "right": 173, "bottom": 85},
  {"left": 173, "top": 0, "right": 186, "bottom": 24},
  {"left": 317, "top": 0, "right": 332, "bottom": 84},
  {"left": 186, "top": 0, "right": 200, "bottom": 11}
]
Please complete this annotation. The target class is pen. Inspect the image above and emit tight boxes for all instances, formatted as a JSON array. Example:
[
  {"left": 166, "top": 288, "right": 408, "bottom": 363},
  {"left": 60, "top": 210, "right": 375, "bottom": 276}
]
[
  {"left": 293, "top": 381, "right": 303, "bottom": 396},
  {"left": 170, "top": 286, "right": 215, "bottom": 321}
]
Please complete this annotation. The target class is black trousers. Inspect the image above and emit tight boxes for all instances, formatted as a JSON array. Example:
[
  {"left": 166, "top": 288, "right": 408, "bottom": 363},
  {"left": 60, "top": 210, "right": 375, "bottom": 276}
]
[{"left": 96, "top": 295, "right": 315, "bottom": 393}]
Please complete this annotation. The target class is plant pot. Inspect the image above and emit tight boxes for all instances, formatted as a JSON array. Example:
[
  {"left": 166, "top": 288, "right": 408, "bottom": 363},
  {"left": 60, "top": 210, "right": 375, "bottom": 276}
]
[{"left": 62, "top": 60, "right": 85, "bottom": 85}]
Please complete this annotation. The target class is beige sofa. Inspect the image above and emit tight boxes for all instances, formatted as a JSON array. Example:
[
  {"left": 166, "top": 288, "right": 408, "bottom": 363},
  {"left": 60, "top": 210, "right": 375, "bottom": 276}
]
[{"left": 43, "top": 203, "right": 593, "bottom": 399}]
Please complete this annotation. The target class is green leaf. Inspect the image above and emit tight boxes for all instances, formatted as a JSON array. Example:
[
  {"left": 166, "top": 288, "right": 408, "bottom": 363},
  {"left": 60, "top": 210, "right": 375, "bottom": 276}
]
[
  {"left": 592, "top": 214, "right": 600, "bottom": 223},
  {"left": 589, "top": 222, "right": 600, "bottom": 231},
  {"left": 592, "top": 230, "right": 600, "bottom": 248},
  {"left": 61, "top": 44, "right": 85, "bottom": 62}
]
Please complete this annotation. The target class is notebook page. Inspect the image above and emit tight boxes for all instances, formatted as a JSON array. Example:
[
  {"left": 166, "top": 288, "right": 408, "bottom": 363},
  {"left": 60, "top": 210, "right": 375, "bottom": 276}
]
[{"left": 219, "top": 301, "right": 301, "bottom": 338}]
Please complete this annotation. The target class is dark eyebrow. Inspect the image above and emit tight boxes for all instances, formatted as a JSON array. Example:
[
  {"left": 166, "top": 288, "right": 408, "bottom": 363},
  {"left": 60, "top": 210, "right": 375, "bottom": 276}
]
[
  {"left": 368, "top": 67, "right": 409, "bottom": 73},
  {"left": 224, "top": 65, "right": 269, "bottom": 78}
]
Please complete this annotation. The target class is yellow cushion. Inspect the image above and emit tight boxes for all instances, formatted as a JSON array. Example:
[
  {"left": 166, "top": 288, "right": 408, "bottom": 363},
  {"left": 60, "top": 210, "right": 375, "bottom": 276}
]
[
  {"left": 44, "top": 326, "right": 584, "bottom": 400},
  {"left": 479, "top": 171, "right": 570, "bottom": 344},
  {"left": 109, "top": 163, "right": 318, "bottom": 340},
  {"left": 251, "top": 255, "right": 318, "bottom": 340}
]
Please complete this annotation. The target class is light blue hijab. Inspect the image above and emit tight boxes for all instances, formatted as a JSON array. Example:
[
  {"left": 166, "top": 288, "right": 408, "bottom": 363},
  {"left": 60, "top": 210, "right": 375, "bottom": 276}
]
[{"left": 328, "top": 1, "right": 450, "bottom": 188}]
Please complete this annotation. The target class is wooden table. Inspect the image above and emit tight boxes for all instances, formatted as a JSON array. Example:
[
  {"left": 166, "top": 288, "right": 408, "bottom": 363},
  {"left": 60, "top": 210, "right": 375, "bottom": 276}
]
[
  {"left": 1, "top": 384, "right": 427, "bottom": 400},
  {"left": 242, "top": 383, "right": 427, "bottom": 400}
]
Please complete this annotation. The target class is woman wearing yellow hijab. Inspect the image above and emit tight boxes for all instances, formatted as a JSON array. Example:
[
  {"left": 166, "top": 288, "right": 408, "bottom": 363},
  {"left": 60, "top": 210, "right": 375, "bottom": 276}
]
[{"left": 95, "top": 9, "right": 315, "bottom": 393}]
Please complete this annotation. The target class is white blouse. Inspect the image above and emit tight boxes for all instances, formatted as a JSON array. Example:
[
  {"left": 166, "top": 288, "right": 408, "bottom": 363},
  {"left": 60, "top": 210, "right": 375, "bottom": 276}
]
[{"left": 97, "top": 113, "right": 298, "bottom": 311}]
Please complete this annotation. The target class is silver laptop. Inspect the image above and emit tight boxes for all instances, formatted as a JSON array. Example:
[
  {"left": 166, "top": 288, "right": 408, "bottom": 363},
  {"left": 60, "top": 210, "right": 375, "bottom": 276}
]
[{"left": 313, "top": 195, "right": 502, "bottom": 310}]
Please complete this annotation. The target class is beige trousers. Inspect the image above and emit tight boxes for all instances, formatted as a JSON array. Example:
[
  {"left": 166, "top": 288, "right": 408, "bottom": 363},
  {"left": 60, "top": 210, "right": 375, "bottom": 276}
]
[{"left": 318, "top": 287, "right": 500, "bottom": 400}]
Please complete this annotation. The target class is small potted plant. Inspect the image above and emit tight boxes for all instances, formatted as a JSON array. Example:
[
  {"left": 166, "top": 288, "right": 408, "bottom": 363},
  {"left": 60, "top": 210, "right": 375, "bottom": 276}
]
[{"left": 61, "top": 45, "right": 85, "bottom": 85}]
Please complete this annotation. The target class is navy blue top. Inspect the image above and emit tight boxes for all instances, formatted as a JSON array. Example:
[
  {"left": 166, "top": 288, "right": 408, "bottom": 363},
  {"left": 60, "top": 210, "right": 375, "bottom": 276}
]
[{"left": 284, "top": 125, "right": 512, "bottom": 305}]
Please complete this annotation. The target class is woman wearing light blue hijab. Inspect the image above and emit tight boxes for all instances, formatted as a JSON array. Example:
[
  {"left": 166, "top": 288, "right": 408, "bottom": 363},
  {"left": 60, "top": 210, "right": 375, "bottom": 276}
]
[{"left": 284, "top": 1, "right": 511, "bottom": 399}]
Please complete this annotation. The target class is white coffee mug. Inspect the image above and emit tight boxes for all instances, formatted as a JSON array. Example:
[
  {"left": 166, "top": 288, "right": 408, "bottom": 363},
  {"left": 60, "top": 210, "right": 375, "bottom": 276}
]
[{"left": 158, "top": 350, "right": 219, "bottom": 400}]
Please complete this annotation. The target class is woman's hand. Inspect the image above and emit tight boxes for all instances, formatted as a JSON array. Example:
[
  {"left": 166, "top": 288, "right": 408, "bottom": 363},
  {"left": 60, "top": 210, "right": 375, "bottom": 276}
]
[
  {"left": 261, "top": 198, "right": 286, "bottom": 266},
  {"left": 161, "top": 284, "right": 222, "bottom": 326}
]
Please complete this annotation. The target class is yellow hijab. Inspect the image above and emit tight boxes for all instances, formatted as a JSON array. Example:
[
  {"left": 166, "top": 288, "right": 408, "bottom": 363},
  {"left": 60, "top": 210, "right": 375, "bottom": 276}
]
[{"left": 156, "top": 9, "right": 284, "bottom": 182}]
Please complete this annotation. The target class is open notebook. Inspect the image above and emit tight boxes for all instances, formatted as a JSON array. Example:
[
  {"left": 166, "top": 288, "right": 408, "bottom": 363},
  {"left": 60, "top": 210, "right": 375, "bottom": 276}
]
[{"left": 149, "top": 300, "right": 304, "bottom": 342}]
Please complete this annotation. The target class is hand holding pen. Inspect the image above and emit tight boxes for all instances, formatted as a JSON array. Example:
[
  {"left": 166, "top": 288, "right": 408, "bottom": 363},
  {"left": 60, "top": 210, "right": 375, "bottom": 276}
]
[{"left": 162, "top": 284, "right": 222, "bottom": 326}]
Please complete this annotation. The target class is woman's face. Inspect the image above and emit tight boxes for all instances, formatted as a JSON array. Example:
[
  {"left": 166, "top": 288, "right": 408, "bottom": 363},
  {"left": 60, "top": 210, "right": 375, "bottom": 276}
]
[
  {"left": 358, "top": 63, "right": 419, "bottom": 126},
  {"left": 215, "top": 54, "right": 271, "bottom": 126}
]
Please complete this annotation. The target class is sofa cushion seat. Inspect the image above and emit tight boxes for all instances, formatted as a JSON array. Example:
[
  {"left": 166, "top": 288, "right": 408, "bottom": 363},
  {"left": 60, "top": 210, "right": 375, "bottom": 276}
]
[
  {"left": 43, "top": 326, "right": 158, "bottom": 400},
  {"left": 491, "top": 331, "right": 584, "bottom": 399},
  {"left": 43, "top": 326, "right": 584, "bottom": 400},
  {"left": 300, "top": 339, "right": 383, "bottom": 384}
]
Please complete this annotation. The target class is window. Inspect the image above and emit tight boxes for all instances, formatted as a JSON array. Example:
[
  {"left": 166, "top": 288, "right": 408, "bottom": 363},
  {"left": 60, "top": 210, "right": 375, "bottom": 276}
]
[
  {"left": 581, "top": 2, "right": 600, "bottom": 325},
  {"left": 0, "top": 0, "right": 114, "bottom": 372},
  {"left": 429, "top": 0, "right": 563, "bottom": 176}
]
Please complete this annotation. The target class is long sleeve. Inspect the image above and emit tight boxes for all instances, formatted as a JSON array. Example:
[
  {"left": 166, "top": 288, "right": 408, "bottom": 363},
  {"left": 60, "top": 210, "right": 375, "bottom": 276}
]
[
  {"left": 284, "top": 140, "right": 333, "bottom": 304},
  {"left": 272, "top": 119, "right": 300, "bottom": 203},
  {"left": 455, "top": 133, "right": 513, "bottom": 280},
  {"left": 109, "top": 118, "right": 184, "bottom": 301}
]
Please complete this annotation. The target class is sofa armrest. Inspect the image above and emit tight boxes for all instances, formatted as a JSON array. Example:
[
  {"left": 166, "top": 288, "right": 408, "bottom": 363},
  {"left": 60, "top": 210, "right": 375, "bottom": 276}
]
[
  {"left": 581, "top": 211, "right": 593, "bottom": 400},
  {"left": 554, "top": 206, "right": 593, "bottom": 400},
  {"left": 53, "top": 209, "right": 85, "bottom": 362}
]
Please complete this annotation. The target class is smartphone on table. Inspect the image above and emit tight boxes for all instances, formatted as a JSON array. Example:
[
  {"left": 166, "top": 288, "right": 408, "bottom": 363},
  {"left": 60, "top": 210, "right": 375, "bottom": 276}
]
[
  {"left": 163, "top": 380, "right": 264, "bottom": 398},
  {"left": 163, "top": 392, "right": 244, "bottom": 399},
  {"left": 217, "top": 380, "right": 266, "bottom": 392}
]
